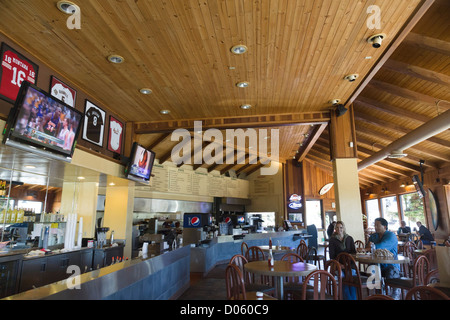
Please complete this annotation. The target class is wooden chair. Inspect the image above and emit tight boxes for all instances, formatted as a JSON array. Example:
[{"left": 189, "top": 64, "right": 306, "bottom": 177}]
[
  {"left": 307, "top": 246, "right": 326, "bottom": 270},
  {"left": 365, "top": 294, "right": 395, "bottom": 300},
  {"left": 337, "top": 252, "right": 378, "bottom": 300},
  {"left": 241, "top": 242, "right": 248, "bottom": 256},
  {"left": 402, "top": 241, "right": 416, "bottom": 277},
  {"left": 229, "top": 254, "right": 275, "bottom": 295},
  {"left": 385, "top": 255, "right": 429, "bottom": 300},
  {"left": 301, "top": 270, "right": 338, "bottom": 300},
  {"left": 245, "top": 246, "right": 266, "bottom": 262},
  {"left": 354, "top": 240, "right": 365, "bottom": 250},
  {"left": 423, "top": 249, "right": 437, "bottom": 270},
  {"left": 425, "top": 269, "right": 440, "bottom": 285},
  {"left": 281, "top": 253, "right": 305, "bottom": 299},
  {"left": 405, "top": 285, "right": 450, "bottom": 300},
  {"left": 225, "top": 264, "right": 277, "bottom": 300},
  {"left": 324, "top": 259, "right": 343, "bottom": 300},
  {"left": 296, "top": 240, "right": 308, "bottom": 260}
]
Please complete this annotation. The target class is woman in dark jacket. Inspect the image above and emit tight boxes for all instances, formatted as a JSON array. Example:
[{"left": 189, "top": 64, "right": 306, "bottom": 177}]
[{"left": 328, "top": 221, "right": 356, "bottom": 260}]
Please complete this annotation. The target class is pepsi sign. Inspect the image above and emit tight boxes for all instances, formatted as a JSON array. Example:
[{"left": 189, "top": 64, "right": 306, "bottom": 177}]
[
  {"left": 237, "top": 216, "right": 245, "bottom": 224},
  {"left": 224, "top": 217, "right": 232, "bottom": 225},
  {"left": 183, "top": 214, "right": 203, "bottom": 228}
]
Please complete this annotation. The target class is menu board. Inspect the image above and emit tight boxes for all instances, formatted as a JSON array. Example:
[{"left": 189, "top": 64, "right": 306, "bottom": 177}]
[
  {"left": 168, "top": 167, "right": 193, "bottom": 194},
  {"left": 192, "top": 172, "right": 209, "bottom": 196},
  {"left": 149, "top": 164, "right": 169, "bottom": 192},
  {"left": 145, "top": 163, "right": 249, "bottom": 199}
]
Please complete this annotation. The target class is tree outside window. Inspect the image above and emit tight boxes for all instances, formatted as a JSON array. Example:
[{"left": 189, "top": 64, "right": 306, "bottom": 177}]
[{"left": 400, "top": 193, "right": 425, "bottom": 231}]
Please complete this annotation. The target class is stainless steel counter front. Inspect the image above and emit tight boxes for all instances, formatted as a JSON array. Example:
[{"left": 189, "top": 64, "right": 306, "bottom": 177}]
[{"left": 3, "top": 245, "right": 190, "bottom": 300}]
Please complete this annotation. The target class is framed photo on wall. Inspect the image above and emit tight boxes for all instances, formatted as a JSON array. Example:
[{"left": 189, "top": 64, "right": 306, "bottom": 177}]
[
  {"left": 82, "top": 100, "right": 105, "bottom": 147},
  {"left": 49, "top": 76, "right": 77, "bottom": 108},
  {"left": 0, "top": 42, "right": 39, "bottom": 104},
  {"left": 107, "top": 116, "right": 124, "bottom": 154}
]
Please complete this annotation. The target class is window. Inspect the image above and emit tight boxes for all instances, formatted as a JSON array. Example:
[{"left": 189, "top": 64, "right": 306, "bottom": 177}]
[
  {"left": 18, "top": 200, "right": 43, "bottom": 214},
  {"left": 306, "top": 200, "right": 323, "bottom": 229},
  {"left": 365, "top": 199, "right": 379, "bottom": 230},
  {"left": 380, "top": 196, "right": 400, "bottom": 231},
  {"left": 400, "top": 192, "right": 425, "bottom": 231}
]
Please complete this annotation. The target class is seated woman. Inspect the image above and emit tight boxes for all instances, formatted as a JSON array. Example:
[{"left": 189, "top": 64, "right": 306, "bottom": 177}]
[
  {"left": 328, "top": 221, "right": 357, "bottom": 300},
  {"left": 329, "top": 221, "right": 356, "bottom": 260}
]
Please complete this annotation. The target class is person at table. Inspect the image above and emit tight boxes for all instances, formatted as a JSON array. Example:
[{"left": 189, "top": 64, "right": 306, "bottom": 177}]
[
  {"left": 368, "top": 218, "right": 400, "bottom": 279},
  {"left": 397, "top": 221, "right": 411, "bottom": 235},
  {"left": 326, "top": 221, "right": 337, "bottom": 239},
  {"left": 329, "top": 221, "right": 357, "bottom": 300},
  {"left": 329, "top": 221, "right": 356, "bottom": 260},
  {"left": 415, "top": 221, "right": 434, "bottom": 245}
]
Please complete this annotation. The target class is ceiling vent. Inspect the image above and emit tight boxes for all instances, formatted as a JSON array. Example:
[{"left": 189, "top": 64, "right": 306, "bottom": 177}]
[{"left": 387, "top": 150, "right": 407, "bottom": 159}]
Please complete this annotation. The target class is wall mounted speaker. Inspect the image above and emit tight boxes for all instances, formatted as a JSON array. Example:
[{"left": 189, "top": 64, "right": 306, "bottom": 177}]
[{"left": 336, "top": 104, "right": 348, "bottom": 117}]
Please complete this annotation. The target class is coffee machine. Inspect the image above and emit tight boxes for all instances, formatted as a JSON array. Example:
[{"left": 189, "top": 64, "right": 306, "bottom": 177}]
[
  {"left": 96, "top": 218, "right": 109, "bottom": 248},
  {"left": 9, "top": 223, "right": 29, "bottom": 248}
]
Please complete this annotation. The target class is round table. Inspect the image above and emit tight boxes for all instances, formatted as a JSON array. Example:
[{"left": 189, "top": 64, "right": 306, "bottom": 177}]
[
  {"left": 354, "top": 253, "right": 410, "bottom": 265},
  {"left": 258, "top": 245, "right": 296, "bottom": 254},
  {"left": 353, "top": 254, "right": 410, "bottom": 294},
  {"left": 244, "top": 260, "right": 317, "bottom": 300}
]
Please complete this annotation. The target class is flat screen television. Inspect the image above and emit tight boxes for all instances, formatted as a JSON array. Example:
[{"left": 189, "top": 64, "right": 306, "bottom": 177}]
[
  {"left": 412, "top": 174, "right": 426, "bottom": 199},
  {"left": 124, "top": 142, "right": 156, "bottom": 184},
  {"left": 2, "top": 81, "right": 83, "bottom": 162}
]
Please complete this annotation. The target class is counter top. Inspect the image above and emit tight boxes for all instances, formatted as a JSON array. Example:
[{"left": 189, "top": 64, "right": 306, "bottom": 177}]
[{"left": 3, "top": 245, "right": 190, "bottom": 300}]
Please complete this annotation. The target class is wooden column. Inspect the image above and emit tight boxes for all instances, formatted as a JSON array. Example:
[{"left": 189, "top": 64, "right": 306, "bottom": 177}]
[
  {"left": 283, "top": 159, "right": 306, "bottom": 229},
  {"left": 329, "top": 105, "right": 365, "bottom": 242}
]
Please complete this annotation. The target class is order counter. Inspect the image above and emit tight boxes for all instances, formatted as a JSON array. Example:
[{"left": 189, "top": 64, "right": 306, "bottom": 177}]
[
  {"left": 190, "top": 230, "right": 311, "bottom": 274},
  {"left": 3, "top": 245, "right": 190, "bottom": 300}
]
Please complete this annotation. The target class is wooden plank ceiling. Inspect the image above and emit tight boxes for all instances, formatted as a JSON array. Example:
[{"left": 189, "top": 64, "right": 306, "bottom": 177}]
[{"left": 0, "top": 0, "right": 448, "bottom": 188}]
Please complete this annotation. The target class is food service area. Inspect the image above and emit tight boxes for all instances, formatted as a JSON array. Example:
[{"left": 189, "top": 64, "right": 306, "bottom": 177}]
[{"left": 0, "top": 0, "right": 449, "bottom": 304}]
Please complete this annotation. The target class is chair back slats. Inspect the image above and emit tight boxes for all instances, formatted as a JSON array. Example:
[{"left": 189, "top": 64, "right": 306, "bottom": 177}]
[
  {"left": 296, "top": 240, "right": 308, "bottom": 260},
  {"left": 425, "top": 269, "right": 440, "bottom": 285},
  {"left": 336, "top": 252, "right": 364, "bottom": 299},
  {"left": 354, "top": 240, "right": 365, "bottom": 249},
  {"left": 405, "top": 285, "right": 450, "bottom": 300},
  {"left": 301, "top": 270, "right": 338, "bottom": 300},
  {"left": 413, "top": 255, "right": 429, "bottom": 287},
  {"left": 241, "top": 242, "right": 248, "bottom": 256},
  {"left": 225, "top": 264, "right": 247, "bottom": 300},
  {"left": 281, "top": 253, "right": 304, "bottom": 284},
  {"left": 230, "top": 254, "right": 251, "bottom": 284},
  {"left": 245, "top": 246, "right": 266, "bottom": 262},
  {"left": 325, "top": 259, "right": 343, "bottom": 300}
]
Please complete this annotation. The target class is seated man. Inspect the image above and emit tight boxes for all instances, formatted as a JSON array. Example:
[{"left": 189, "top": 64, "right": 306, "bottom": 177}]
[
  {"left": 397, "top": 221, "right": 411, "bottom": 235},
  {"left": 416, "top": 221, "right": 434, "bottom": 245},
  {"left": 369, "top": 218, "right": 400, "bottom": 279}
]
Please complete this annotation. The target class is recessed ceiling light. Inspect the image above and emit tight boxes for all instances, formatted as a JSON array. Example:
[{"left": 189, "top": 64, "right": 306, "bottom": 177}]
[
  {"left": 231, "top": 45, "right": 248, "bottom": 55},
  {"left": 77, "top": 176, "right": 85, "bottom": 180},
  {"left": 160, "top": 110, "right": 170, "bottom": 115},
  {"left": 57, "top": 1, "right": 79, "bottom": 14},
  {"left": 24, "top": 165, "right": 36, "bottom": 169},
  {"left": 109, "top": 182, "right": 116, "bottom": 186},
  {"left": 236, "top": 81, "right": 250, "bottom": 88},
  {"left": 107, "top": 55, "right": 125, "bottom": 64},
  {"left": 240, "top": 104, "right": 252, "bottom": 110},
  {"left": 140, "top": 88, "right": 152, "bottom": 95}
]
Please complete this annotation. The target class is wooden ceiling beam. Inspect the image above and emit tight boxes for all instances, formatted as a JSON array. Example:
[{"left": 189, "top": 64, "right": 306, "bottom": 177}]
[
  {"left": 355, "top": 134, "right": 438, "bottom": 169},
  {"left": 355, "top": 96, "right": 432, "bottom": 123},
  {"left": 382, "top": 59, "right": 450, "bottom": 87},
  {"left": 134, "top": 112, "right": 330, "bottom": 134},
  {"left": 366, "top": 79, "right": 450, "bottom": 110},
  {"left": 296, "top": 123, "right": 328, "bottom": 162},
  {"left": 354, "top": 111, "right": 450, "bottom": 149},
  {"left": 403, "top": 32, "right": 450, "bottom": 57},
  {"left": 146, "top": 132, "right": 171, "bottom": 150}
]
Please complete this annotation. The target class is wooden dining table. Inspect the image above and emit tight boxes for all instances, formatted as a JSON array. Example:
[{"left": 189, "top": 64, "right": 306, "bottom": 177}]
[
  {"left": 244, "top": 260, "right": 317, "bottom": 300},
  {"left": 258, "top": 245, "right": 296, "bottom": 254},
  {"left": 353, "top": 253, "right": 410, "bottom": 293}
]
